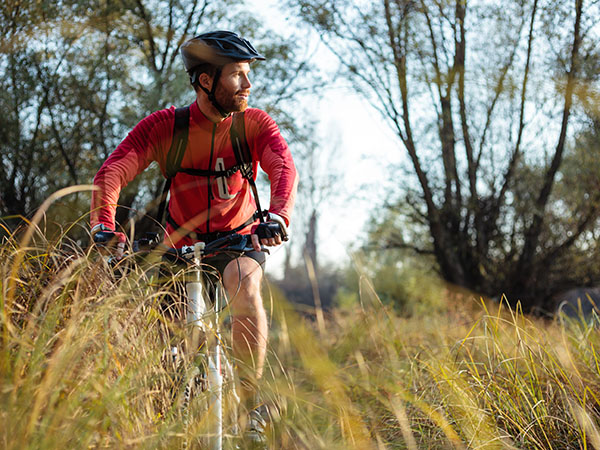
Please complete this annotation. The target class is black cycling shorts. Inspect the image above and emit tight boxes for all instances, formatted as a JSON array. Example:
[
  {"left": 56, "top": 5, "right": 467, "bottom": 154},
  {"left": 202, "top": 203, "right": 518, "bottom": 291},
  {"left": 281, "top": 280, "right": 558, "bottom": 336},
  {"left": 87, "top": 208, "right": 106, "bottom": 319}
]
[
  {"left": 201, "top": 249, "right": 266, "bottom": 278},
  {"left": 156, "top": 250, "right": 266, "bottom": 319}
]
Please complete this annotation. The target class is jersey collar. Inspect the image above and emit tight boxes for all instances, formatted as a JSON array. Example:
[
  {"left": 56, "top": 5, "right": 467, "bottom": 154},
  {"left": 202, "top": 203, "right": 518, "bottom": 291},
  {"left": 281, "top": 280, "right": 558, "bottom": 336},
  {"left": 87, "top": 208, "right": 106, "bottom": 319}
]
[{"left": 190, "top": 100, "right": 232, "bottom": 131}]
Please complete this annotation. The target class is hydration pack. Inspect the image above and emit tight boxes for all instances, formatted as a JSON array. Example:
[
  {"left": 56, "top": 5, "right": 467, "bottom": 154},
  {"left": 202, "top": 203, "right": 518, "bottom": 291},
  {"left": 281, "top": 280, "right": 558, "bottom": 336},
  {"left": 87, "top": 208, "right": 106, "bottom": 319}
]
[{"left": 156, "top": 106, "right": 265, "bottom": 231}]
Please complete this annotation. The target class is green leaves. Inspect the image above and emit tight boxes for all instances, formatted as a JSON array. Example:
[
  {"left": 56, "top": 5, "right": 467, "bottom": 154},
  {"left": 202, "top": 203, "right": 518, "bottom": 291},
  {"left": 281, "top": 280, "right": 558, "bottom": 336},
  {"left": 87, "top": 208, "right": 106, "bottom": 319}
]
[{"left": 0, "top": 0, "right": 313, "bottom": 236}]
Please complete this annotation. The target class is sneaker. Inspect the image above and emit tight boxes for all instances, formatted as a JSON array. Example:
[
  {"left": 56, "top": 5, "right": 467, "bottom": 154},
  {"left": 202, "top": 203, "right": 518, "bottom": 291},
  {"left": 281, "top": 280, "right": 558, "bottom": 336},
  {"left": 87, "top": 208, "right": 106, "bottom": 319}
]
[{"left": 242, "top": 405, "right": 268, "bottom": 449}]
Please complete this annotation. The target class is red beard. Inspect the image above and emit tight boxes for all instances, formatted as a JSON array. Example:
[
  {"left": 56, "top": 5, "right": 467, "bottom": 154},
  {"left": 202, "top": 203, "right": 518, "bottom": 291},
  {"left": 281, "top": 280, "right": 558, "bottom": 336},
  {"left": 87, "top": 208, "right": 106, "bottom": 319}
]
[{"left": 215, "top": 84, "right": 249, "bottom": 113}]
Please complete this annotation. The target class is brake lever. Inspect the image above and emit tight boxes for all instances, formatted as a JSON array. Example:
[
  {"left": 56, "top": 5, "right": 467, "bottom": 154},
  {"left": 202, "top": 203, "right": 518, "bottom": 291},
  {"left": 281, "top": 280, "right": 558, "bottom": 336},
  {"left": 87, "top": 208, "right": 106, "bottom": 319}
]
[
  {"left": 231, "top": 235, "right": 270, "bottom": 254},
  {"left": 133, "top": 232, "right": 161, "bottom": 252}
]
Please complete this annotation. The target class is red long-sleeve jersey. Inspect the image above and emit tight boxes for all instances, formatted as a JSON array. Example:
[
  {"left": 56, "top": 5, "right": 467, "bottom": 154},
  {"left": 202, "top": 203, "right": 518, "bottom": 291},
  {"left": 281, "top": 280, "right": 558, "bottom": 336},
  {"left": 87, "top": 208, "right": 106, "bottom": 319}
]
[{"left": 91, "top": 101, "right": 298, "bottom": 247}]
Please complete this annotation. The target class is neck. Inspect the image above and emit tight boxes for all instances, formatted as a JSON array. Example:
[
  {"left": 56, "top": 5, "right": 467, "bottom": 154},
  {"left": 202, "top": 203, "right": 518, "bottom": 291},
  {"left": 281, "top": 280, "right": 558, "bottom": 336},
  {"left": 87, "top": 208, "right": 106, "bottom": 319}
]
[{"left": 196, "top": 96, "right": 227, "bottom": 123}]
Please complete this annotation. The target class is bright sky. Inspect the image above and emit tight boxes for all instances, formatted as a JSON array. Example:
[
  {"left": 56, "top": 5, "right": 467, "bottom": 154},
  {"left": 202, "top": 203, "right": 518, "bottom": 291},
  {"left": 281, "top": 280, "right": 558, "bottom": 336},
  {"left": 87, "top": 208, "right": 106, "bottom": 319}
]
[{"left": 248, "top": 0, "right": 404, "bottom": 276}]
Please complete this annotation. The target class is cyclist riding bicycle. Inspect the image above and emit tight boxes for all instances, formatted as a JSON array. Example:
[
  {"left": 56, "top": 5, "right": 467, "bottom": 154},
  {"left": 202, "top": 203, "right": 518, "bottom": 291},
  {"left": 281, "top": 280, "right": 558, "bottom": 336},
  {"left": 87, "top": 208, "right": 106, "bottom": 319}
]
[{"left": 90, "top": 30, "right": 298, "bottom": 446}]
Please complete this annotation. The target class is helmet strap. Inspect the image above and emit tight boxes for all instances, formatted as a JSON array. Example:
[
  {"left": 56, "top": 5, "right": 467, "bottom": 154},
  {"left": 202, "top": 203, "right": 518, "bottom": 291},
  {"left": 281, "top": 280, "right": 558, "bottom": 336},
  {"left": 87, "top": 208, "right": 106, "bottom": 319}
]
[{"left": 198, "top": 67, "right": 230, "bottom": 118}]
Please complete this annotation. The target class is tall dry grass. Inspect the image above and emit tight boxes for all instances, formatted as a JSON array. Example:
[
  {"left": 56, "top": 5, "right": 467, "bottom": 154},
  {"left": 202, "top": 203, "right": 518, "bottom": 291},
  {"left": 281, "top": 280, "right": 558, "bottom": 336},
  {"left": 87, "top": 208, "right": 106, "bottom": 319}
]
[
  {"left": 1, "top": 194, "right": 600, "bottom": 449},
  {"left": 262, "top": 275, "right": 600, "bottom": 449}
]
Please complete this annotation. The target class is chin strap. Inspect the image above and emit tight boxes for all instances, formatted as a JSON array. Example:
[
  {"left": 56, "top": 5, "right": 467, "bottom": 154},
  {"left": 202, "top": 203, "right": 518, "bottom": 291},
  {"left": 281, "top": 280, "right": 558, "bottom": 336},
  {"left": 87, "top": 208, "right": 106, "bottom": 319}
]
[{"left": 197, "top": 67, "right": 230, "bottom": 118}]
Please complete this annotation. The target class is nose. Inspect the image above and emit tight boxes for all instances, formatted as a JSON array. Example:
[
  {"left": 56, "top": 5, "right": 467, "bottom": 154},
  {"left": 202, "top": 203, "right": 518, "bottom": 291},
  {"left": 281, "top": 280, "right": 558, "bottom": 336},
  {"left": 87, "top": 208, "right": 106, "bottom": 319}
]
[{"left": 242, "top": 74, "right": 251, "bottom": 90}]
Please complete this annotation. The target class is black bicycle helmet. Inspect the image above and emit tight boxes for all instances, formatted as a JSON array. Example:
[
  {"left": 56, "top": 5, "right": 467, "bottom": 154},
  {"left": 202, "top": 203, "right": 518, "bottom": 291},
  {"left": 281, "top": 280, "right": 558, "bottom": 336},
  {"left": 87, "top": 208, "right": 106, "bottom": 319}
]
[
  {"left": 180, "top": 31, "right": 265, "bottom": 117},
  {"left": 181, "top": 31, "right": 265, "bottom": 72}
]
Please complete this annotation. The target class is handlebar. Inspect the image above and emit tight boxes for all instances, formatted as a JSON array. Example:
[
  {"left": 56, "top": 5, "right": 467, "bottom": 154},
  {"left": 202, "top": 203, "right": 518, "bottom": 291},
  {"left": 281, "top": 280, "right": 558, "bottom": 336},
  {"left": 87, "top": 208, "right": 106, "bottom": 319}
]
[
  {"left": 92, "top": 231, "right": 265, "bottom": 264},
  {"left": 164, "top": 233, "right": 262, "bottom": 264}
]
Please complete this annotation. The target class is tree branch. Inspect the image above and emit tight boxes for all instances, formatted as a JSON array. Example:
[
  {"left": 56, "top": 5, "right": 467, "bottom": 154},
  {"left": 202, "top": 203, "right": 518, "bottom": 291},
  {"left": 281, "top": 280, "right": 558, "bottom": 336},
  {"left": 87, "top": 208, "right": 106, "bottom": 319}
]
[
  {"left": 540, "top": 206, "right": 600, "bottom": 265},
  {"left": 494, "top": 0, "right": 538, "bottom": 217},
  {"left": 515, "top": 0, "right": 583, "bottom": 289},
  {"left": 383, "top": 0, "right": 436, "bottom": 217},
  {"left": 135, "top": 0, "right": 158, "bottom": 72}
]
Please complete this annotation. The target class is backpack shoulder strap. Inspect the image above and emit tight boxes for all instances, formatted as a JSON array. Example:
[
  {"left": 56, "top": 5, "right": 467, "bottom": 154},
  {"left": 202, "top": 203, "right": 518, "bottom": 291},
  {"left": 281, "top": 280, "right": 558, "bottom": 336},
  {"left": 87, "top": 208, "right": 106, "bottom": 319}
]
[
  {"left": 156, "top": 105, "right": 190, "bottom": 226},
  {"left": 230, "top": 111, "right": 253, "bottom": 179},
  {"left": 165, "top": 106, "right": 191, "bottom": 178},
  {"left": 229, "top": 111, "right": 267, "bottom": 223}
]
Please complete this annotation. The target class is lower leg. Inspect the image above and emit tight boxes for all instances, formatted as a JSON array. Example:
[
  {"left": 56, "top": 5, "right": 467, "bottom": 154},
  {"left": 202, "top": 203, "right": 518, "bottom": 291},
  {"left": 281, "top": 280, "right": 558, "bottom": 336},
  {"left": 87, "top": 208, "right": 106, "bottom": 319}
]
[
  {"left": 232, "top": 311, "right": 267, "bottom": 407},
  {"left": 222, "top": 257, "right": 268, "bottom": 408}
]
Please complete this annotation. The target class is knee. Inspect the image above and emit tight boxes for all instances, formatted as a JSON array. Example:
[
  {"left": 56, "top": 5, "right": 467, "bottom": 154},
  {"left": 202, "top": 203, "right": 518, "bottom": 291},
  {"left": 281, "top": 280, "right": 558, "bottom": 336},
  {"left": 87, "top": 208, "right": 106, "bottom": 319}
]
[
  {"left": 222, "top": 259, "right": 263, "bottom": 311},
  {"left": 223, "top": 260, "right": 262, "bottom": 294}
]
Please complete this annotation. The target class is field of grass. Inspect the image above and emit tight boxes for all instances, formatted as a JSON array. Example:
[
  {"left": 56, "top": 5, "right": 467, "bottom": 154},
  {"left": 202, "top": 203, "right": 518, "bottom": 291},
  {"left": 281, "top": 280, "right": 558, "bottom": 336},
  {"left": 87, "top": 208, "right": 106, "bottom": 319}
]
[{"left": 2, "top": 211, "right": 600, "bottom": 449}]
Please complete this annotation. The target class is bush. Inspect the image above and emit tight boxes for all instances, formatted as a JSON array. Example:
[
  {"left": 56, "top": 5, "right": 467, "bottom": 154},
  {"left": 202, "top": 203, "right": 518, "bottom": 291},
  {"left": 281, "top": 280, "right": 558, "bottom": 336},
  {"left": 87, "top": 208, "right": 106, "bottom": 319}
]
[{"left": 336, "top": 250, "right": 447, "bottom": 317}]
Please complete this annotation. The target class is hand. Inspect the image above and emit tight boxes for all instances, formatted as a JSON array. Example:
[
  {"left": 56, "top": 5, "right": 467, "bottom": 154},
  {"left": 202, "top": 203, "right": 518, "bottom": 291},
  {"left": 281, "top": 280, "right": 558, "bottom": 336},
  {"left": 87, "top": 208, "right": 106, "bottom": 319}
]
[
  {"left": 251, "top": 230, "right": 282, "bottom": 252},
  {"left": 251, "top": 221, "right": 285, "bottom": 252},
  {"left": 91, "top": 224, "right": 127, "bottom": 259}
]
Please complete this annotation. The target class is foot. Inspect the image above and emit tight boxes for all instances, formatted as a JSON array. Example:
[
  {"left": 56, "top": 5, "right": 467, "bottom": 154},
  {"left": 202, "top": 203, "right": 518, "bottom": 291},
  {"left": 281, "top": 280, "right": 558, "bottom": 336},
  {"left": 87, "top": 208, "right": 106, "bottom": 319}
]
[{"left": 242, "top": 405, "right": 268, "bottom": 449}]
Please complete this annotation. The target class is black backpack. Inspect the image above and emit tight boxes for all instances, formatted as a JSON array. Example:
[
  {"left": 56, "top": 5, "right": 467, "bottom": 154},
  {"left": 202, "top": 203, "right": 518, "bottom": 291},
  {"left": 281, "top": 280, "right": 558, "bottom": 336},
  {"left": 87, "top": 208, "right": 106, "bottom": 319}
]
[{"left": 155, "top": 106, "right": 265, "bottom": 232}]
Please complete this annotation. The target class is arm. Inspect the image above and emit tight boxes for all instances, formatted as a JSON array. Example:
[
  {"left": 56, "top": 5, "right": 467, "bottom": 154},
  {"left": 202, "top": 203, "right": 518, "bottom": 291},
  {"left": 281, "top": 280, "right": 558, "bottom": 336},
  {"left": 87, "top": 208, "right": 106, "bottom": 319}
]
[
  {"left": 245, "top": 110, "right": 299, "bottom": 250},
  {"left": 248, "top": 110, "right": 298, "bottom": 226},
  {"left": 91, "top": 109, "right": 173, "bottom": 230}
]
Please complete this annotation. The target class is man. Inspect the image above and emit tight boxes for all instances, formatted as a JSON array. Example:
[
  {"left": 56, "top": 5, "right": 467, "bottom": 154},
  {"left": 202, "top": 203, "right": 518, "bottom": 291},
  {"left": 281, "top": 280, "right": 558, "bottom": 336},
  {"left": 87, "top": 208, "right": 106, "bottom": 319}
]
[{"left": 90, "top": 31, "right": 298, "bottom": 444}]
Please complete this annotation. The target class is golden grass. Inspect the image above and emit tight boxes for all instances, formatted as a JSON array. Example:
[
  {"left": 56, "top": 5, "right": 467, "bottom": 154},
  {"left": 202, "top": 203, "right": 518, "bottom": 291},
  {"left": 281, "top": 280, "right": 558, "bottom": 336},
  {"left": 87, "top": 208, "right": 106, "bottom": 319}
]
[
  {"left": 261, "top": 274, "right": 600, "bottom": 449},
  {"left": 1, "top": 207, "right": 600, "bottom": 448}
]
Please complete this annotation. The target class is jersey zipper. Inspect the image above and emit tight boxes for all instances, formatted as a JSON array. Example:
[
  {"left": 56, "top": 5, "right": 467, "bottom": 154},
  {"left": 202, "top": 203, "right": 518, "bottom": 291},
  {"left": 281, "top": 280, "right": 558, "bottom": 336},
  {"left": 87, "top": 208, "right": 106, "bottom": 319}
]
[{"left": 206, "top": 123, "right": 217, "bottom": 233}]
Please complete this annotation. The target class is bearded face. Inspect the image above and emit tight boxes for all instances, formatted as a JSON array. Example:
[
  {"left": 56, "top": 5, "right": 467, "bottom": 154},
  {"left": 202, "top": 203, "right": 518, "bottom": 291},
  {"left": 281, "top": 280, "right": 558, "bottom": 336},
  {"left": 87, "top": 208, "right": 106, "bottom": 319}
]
[
  {"left": 214, "top": 61, "right": 252, "bottom": 113},
  {"left": 214, "top": 82, "right": 249, "bottom": 112}
]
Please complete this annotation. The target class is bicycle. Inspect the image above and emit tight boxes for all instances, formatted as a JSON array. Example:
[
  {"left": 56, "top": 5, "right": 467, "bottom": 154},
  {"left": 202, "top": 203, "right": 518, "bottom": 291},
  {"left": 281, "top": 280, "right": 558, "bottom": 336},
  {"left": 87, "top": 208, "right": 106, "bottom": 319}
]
[{"left": 93, "top": 230, "right": 267, "bottom": 449}]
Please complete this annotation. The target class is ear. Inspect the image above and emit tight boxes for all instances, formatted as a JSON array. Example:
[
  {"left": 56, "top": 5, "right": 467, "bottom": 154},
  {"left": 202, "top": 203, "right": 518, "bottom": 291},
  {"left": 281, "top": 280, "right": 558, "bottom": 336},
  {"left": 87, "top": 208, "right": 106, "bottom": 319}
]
[{"left": 198, "top": 72, "right": 212, "bottom": 91}]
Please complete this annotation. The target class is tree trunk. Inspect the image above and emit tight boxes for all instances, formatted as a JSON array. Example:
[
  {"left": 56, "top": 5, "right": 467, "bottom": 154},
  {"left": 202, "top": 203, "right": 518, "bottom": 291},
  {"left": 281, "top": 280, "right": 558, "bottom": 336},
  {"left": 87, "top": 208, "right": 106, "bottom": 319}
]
[{"left": 304, "top": 209, "right": 318, "bottom": 273}]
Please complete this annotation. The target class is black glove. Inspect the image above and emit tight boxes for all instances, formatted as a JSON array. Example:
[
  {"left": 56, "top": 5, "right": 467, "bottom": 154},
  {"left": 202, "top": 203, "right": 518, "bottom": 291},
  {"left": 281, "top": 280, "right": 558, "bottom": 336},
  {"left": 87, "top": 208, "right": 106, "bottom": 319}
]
[{"left": 255, "top": 221, "right": 285, "bottom": 240}]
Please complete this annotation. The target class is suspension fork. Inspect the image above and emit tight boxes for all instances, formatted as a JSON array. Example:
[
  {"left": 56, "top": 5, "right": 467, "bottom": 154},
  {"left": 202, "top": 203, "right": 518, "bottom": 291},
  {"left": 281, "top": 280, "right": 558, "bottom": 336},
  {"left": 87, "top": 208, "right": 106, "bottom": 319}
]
[
  {"left": 186, "top": 242, "right": 207, "bottom": 354},
  {"left": 185, "top": 242, "right": 224, "bottom": 449}
]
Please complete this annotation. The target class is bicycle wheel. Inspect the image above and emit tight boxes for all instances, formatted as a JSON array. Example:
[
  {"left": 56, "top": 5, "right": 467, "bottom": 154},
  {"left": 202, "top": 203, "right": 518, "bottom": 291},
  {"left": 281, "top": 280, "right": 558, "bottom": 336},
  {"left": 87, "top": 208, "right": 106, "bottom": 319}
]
[
  {"left": 173, "top": 341, "right": 240, "bottom": 449},
  {"left": 179, "top": 364, "right": 203, "bottom": 449},
  {"left": 176, "top": 281, "right": 240, "bottom": 449}
]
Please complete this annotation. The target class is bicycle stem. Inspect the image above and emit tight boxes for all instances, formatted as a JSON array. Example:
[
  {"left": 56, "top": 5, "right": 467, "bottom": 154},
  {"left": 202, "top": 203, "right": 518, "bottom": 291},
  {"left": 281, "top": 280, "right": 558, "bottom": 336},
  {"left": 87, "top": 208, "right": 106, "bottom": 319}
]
[{"left": 193, "top": 241, "right": 206, "bottom": 271}]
